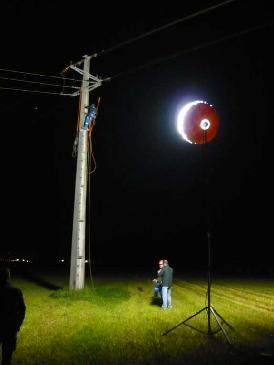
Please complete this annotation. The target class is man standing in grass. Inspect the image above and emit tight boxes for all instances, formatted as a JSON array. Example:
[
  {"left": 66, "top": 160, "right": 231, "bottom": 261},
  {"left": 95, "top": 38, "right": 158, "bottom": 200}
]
[
  {"left": 158, "top": 259, "right": 173, "bottom": 309},
  {"left": 152, "top": 265, "right": 163, "bottom": 299},
  {"left": 0, "top": 266, "right": 26, "bottom": 365}
]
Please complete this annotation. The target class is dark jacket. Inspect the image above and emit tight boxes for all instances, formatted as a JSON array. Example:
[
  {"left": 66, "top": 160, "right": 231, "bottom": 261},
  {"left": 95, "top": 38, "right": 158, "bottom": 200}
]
[
  {"left": 0, "top": 284, "right": 26, "bottom": 335},
  {"left": 158, "top": 265, "right": 173, "bottom": 287}
]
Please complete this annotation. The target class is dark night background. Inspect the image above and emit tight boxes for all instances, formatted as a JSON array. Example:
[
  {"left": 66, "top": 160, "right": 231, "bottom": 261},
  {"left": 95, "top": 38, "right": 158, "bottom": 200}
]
[{"left": 0, "top": 0, "right": 273, "bottom": 276}]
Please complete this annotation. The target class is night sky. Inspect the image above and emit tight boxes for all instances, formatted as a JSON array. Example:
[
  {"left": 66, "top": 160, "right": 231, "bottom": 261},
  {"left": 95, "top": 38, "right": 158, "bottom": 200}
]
[{"left": 1, "top": 1, "right": 273, "bottom": 274}]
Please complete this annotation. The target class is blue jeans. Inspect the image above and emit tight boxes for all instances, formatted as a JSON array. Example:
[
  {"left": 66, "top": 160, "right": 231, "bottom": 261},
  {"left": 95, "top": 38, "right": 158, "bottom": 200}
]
[
  {"left": 153, "top": 283, "right": 162, "bottom": 297},
  {"left": 161, "top": 286, "right": 172, "bottom": 308}
]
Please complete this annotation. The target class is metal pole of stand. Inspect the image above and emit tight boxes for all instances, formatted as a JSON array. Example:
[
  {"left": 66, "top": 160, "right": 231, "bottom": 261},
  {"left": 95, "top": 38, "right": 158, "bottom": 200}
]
[{"left": 162, "top": 130, "right": 234, "bottom": 344}]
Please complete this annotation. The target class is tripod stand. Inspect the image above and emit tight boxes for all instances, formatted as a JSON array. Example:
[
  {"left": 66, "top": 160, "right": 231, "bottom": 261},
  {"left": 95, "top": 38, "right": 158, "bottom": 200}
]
[
  {"left": 162, "top": 127, "right": 234, "bottom": 343},
  {"left": 162, "top": 230, "right": 234, "bottom": 344}
]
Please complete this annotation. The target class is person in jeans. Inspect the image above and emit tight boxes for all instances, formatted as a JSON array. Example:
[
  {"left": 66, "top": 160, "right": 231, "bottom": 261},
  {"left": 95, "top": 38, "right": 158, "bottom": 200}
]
[
  {"left": 152, "top": 265, "right": 163, "bottom": 298},
  {"left": 157, "top": 259, "right": 173, "bottom": 309}
]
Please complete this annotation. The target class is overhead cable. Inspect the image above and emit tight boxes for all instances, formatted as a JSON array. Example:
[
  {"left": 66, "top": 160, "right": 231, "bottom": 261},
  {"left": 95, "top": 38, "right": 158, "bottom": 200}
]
[
  {"left": 0, "top": 75, "right": 79, "bottom": 89},
  {"left": 0, "top": 67, "right": 82, "bottom": 83},
  {"left": 92, "top": 0, "right": 238, "bottom": 57},
  {"left": 0, "top": 86, "right": 73, "bottom": 96},
  {"left": 65, "top": 0, "right": 238, "bottom": 69},
  {"left": 109, "top": 21, "right": 273, "bottom": 81}
]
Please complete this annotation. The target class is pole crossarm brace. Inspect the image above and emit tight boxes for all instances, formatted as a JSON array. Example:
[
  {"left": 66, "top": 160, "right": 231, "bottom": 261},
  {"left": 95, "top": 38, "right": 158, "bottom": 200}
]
[{"left": 69, "top": 62, "right": 103, "bottom": 96}]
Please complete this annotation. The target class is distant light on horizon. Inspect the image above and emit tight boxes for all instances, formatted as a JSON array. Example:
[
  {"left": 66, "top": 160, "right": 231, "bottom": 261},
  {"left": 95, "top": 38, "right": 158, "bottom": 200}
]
[{"left": 0, "top": 257, "right": 32, "bottom": 263}]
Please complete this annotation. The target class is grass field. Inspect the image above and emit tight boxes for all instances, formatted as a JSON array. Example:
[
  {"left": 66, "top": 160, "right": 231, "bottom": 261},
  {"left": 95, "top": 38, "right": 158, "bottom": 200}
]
[{"left": 4, "top": 268, "right": 274, "bottom": 365}]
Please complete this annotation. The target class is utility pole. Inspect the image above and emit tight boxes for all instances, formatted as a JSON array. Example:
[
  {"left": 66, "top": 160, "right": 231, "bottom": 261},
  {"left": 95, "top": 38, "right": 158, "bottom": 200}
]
[{"left": 69, "top": 55, "right": 102, "bottom": 290}]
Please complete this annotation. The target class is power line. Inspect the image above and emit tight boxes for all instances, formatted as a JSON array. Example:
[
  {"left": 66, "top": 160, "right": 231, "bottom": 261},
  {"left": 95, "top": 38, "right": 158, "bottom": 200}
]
[
  {"left": 62, "top": 0, "right": 240, "bottom": 84},
  {"left": 64, "top": 0, "right": 238, "bottom": 70},
  {"left": 92, "top": 0, "right": 238, "bottom": 58},
  {"left": 2, "top": 1, "right": 270, "bottom": 96},
  {"left": 0, "top": 67, "right": 82, "bottom": 83},
  {"left": 3, "top": 20, "right": 271, "bottom": 96},
  {"left": 0, "top": 86, "right": 73, "bottom": 96},
  {"left": 0, "top": 75, "right": 79, "bottom": 89},
  {"left": 109, "top": 21, "right": 273, "bottom": 81}
]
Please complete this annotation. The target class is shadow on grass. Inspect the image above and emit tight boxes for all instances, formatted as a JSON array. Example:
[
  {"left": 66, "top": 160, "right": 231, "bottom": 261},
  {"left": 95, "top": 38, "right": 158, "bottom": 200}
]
[
  {"left": 22, "top": 271, "right": 63, "bottom": 290},
  {"left": 49, "top": 286, "right": 131, "bottom": 306},
  {"left": 150, "top": 296, "right": 162, "bottom": 307}
]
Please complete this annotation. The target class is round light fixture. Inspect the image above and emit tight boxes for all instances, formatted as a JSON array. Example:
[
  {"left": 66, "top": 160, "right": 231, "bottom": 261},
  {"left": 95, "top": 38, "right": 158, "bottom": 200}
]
[{"left": 177, "top": 100, "right": 219, "bottom": 144}]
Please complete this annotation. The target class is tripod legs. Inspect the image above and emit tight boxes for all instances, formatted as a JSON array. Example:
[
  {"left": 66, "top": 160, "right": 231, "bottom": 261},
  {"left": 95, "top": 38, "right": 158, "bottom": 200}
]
[
  {"left": 162, "top": 306, "right": 208, "bottom": 336},
  {"left": 210, "top": 306, "right": 232, "bottom": 344},
  {"left": 162, "top": 305, "right": 233, "bottom": 344}
]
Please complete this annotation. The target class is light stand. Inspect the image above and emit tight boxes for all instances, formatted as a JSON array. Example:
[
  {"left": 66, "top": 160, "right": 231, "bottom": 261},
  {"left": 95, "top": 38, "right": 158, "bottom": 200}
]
[
  {"left": 163, "top": 108, "right": 234, "bottom": 343},
  {"left": 162, "top": 230, "right": 233, "bottom": 344}
]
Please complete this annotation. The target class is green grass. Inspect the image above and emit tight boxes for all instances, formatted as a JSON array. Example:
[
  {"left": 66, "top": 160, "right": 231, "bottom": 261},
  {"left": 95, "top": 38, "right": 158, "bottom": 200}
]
[{"left": 6, "top": 272, "right": 274, "bottom": 365}]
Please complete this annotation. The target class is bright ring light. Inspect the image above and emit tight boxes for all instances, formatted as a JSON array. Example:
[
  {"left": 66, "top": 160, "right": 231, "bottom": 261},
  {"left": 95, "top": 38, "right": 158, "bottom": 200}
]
[
  {"left": 177, "top": 100, "right": 219, "bottom": 144},
  {"left": 200, "top": 119, "right": 210, "bottom": 130}
]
